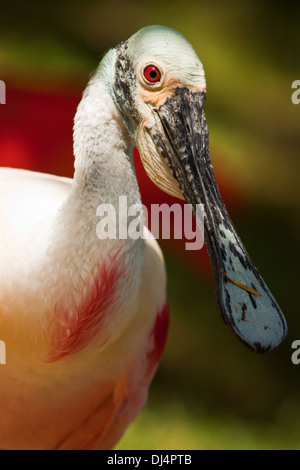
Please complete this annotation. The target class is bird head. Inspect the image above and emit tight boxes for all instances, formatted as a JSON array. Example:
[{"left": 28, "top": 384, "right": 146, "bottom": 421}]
[
  {"left": 98, "top": 25, "right": 287, "bottom": 353},
  {"left": 103, "top": 25, "right": 206, "bottom": 199}
]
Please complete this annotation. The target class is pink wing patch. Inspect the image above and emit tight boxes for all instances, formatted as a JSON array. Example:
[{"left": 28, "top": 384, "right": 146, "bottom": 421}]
[
  {"left": 44, "top": 253, "right": 123, "bottom": 362},
  {"left": 147, "top": 301, "right": 169, "bottom": 376}
]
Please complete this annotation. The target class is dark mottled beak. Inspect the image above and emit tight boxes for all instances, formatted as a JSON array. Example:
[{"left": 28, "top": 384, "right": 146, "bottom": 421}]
[{"left": 150, "top": 87, "right": 287, "bottom": 352}]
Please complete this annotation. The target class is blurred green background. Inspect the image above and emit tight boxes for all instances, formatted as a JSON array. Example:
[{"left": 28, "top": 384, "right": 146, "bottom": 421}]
[{"left": 0, "top": 0, "right": 299, "bottom": 449}]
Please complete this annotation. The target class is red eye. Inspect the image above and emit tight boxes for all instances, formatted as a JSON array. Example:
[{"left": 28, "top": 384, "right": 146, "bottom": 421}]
[{"left": 143, "top": 65, "right": 161, "bottom": 83}]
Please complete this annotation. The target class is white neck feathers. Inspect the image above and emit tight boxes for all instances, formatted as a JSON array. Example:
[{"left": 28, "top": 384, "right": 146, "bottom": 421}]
[{"left": 43, "top": 76, "right": 143, "bottom": 314}]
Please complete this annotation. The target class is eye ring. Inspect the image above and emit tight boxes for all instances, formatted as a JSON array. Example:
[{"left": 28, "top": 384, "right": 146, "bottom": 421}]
[{"left": 143, "top": 65, "right": 161, "bottom": 83}]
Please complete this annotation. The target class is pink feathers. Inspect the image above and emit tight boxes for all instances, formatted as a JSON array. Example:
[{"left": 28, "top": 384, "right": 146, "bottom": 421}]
[
  {"left": 45, "top": 252, "right": 123, "bottom": 362},
  {"left": 147, "top": 301, "right": 169, "bottom": 375}
]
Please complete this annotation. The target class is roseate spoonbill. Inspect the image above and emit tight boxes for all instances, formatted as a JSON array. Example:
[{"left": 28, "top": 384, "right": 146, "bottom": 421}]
[{"left": 0, "top": 25, "right": 287, "bottom": 450}]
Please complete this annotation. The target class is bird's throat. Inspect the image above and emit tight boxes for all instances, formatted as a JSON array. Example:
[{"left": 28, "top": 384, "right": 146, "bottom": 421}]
[{"left": 45, "top": 77, "right": 144, "bottom": 314}]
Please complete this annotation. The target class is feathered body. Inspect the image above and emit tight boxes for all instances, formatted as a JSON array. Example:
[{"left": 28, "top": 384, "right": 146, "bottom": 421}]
[{"left": 0, "top": 78, "right": 167, "bottom": 449}]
